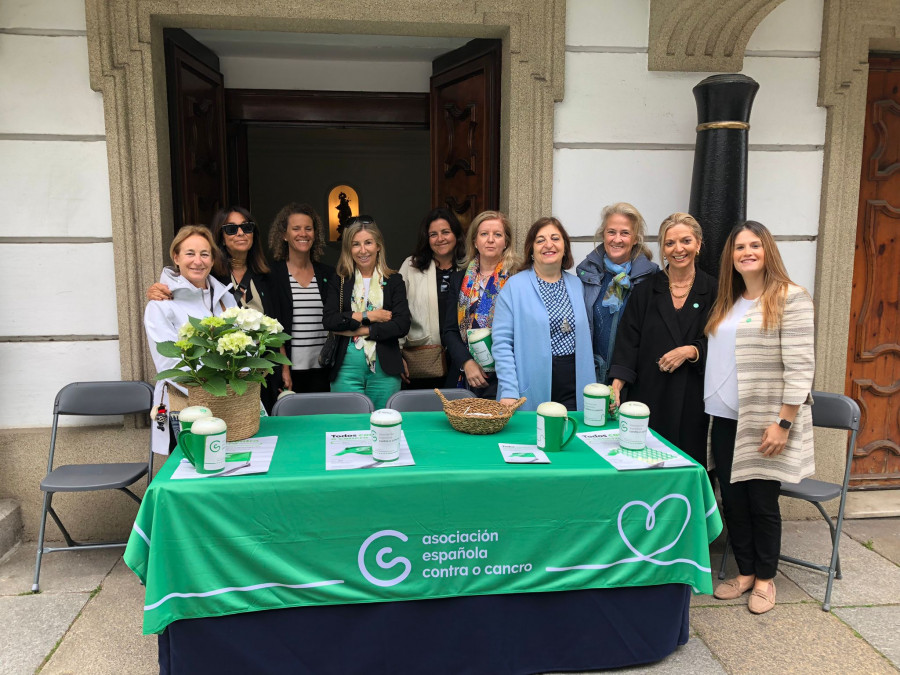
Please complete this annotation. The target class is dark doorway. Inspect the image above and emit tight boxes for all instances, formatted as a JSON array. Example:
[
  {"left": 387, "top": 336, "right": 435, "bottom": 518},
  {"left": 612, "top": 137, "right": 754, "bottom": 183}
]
[
  {"left": 246, "top": 125, "right": 430, "bottom": 268},
  {"left": 164, "top": 29, "right": 501, "bottom": 265}
]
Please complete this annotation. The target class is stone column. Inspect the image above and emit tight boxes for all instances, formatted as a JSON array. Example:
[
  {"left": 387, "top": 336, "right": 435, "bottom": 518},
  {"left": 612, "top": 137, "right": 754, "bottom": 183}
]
[{"left": 689, "top": 74, "right": 759, "bottom": 278}]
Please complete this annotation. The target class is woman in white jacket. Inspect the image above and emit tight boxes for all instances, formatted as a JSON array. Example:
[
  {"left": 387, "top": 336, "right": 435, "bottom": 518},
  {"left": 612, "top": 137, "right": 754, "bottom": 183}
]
[
  {"left": 398, "top": 208, "right": 465, "bottom": 389},
  {"left": 144, "top": 225, "right": 237, "bottom": 455}
]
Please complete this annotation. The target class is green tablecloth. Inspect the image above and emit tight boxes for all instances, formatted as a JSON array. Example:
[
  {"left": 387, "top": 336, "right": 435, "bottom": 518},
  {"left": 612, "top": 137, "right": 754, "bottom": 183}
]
[{"left": 125, "top": 411, "right": 722, "bottom": 634}]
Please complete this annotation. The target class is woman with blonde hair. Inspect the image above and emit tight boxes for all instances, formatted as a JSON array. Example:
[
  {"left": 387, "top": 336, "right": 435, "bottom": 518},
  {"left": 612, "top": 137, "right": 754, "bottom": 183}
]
[
  {"left": 608, "top": 212, "right": 716, "bottom": 463},
  {"left": 144, "top": 225, "right": 237, "bottom": 455},
  {"left": 442, "top": 210, "right": 519, "bottom": 397},
  {"left": 575, "top": 202, "right": 659, "bottom": 383},
  {"left": 705, "top": 220, "right": 815, "bottom": 614},
  {"left": 322, "top": 217, "right": 410, "bottom": 409}
]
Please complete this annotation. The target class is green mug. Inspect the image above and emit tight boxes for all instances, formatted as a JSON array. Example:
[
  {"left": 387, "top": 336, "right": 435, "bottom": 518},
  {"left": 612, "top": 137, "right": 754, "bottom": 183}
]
[
  {"left": 536, "top": 401, "right": 578, "bottom": 452},
  {"left": 178, "top": 417, "right": 227, "bottom": 473},
  {"left": 177, "top": 405, "right": 213, "bottom": 432}
]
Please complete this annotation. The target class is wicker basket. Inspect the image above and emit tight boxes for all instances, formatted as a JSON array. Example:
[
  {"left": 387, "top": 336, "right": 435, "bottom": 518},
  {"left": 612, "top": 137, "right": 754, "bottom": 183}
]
[
  {"left": 168, "top": 382, "right": 261, "bottom": 441},
  {"left": 434, "top": 389, "right": 526, "bottom": 435}
]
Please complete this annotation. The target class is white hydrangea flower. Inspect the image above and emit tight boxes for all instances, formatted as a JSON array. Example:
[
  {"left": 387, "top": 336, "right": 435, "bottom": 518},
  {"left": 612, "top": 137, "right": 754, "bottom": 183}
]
[
  {"left": 259, "top": 315, "right": 283, "bottom": 334},
  {"left": 216, "top": 331, "right": 253, "bottom": 355},
  {"left": 221, "top": 306, "right": 242, "bottom": 320},
  {"left": 177, "top": 322, "right": 196, "bottom": 339},
  {"left": 232, "top": 308, "right": 263, "bottom": 331}
]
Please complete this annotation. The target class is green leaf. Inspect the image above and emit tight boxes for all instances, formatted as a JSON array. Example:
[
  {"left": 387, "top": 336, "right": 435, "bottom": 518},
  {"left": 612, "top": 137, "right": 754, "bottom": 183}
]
[
  {"left": 202, "top": 376, "right": 228, "bottom": 397},
  {"left": 188, "top": 336, "right": 212, "bottom": 348},
  {"left": 156, "top": 341, "right": 183, "bottom": 358},
  {"left": 196, "top": 366, "right": 221, "bottom": 381},
  {"left": 228, "top": 378, "right": 248, "bottom": 396},
  {"left": 266, "top": 352, "right": 292, "bottom": 366},
  {"left": 242, "top": 372, "right": 267, "bottom": 383},
  {"left": 189, "top": 345, "right": 205, "bottom": 359},
  {"left": 188, "top": 316, "right": 204, "bottom": 330},
  {"left": 242, "top": 356, "right": 277, "bottom": 369},
  {"left": 155, "top": 368, "right": 187, "bottom": 380},
  {"left": 201, "top": 352, "right": 229, "bottom": 370}
]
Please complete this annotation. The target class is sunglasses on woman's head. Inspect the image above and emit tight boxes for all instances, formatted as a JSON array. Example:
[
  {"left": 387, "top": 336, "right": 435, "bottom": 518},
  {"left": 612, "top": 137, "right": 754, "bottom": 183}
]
[
  {"left": 223, "top": 222, "right": 255, "bottom": 235},
  {"left": 349, "top": 215, "right": 375, "bottom": 226}
]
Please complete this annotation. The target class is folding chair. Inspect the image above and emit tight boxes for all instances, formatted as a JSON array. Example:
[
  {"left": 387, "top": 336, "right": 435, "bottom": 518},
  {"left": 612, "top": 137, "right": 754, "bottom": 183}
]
[
  {"left": 272, "top": 392, "right": 374, "bottom": 416},
  {"left": 386, "top": 388, "right": 476, "bottom": 412},
  {"left": 33, "top": 381, "right": 155, "bottom": 592},
  {"left": 717, "top": 390, "right": 861, "bottom": 611}
]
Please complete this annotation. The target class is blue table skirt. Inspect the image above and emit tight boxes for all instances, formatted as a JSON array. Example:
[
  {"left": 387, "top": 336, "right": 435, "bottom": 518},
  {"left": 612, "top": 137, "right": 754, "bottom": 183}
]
[{"left": 159, "top": 584, "right": 691, "bottom": 674}]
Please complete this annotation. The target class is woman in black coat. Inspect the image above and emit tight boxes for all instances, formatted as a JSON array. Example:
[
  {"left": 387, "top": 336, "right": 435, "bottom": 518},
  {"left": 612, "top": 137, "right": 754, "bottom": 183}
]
[
  {"left": 609, "top": 213, "right": 715, "bottom": 465},
  {"left": 267, "top": 203, "right": 336, "bottom": 395},
  {"left": 323, "top": 217, "right": 411, "bottom": 409}
]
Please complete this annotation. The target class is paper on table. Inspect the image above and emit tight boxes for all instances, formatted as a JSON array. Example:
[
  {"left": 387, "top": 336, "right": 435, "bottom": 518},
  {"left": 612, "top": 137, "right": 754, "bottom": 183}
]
[
  {"left": 326, "top": 430, "right": 415, "bottom": 470},
  {"left": 577, "top": 429, "right": 694, "bottom": 471},
  {"left": 170, "top": 436, "right": 277, "bottom": 479},
  {"left": 499, "top": 444, "right": 551, "bottom": 464}
]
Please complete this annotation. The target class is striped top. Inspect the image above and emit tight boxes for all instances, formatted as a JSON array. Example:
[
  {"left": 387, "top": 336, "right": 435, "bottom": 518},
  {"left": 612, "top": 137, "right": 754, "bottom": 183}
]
[
  {"left": 289, "top": 276, "right": 328, "bottom": 370},
  {"left": 729, "top": 285, "right": 816, "bottom": 484}
]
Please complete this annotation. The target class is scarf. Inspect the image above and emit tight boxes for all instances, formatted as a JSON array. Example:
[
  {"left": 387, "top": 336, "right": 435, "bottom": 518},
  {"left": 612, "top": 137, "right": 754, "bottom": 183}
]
[
  {"left": 600, "top": 257, "right": 632, "bottom": 314},
  {"left": 457, "top": 257, "right": 507, "bottom": 342},
  {"left": 351, "top": 270, "right": 384, "bottom": 372}
]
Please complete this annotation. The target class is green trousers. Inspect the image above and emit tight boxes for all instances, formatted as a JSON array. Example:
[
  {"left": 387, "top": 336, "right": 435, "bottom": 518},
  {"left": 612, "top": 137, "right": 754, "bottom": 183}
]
[{"left": 331, "top": 342, "right": 401, "bottom": 410}]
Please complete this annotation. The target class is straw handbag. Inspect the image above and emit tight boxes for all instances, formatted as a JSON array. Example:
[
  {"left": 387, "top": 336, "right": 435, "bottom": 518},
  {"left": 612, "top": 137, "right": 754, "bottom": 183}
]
[{"left": 402, "top": 344, "right": 447, "bottom": 379}]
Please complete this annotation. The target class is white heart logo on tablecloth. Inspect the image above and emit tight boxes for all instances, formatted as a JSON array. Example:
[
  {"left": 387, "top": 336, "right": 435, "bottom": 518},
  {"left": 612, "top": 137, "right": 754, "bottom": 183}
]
[{"left": 617, "top": 494, "right": 691, "bottom": 561}]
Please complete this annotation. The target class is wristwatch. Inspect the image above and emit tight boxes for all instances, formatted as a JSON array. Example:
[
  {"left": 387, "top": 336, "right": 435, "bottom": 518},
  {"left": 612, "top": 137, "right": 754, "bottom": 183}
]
[
  {"left": 777, "top": 418, "right": 793, "bottom": 430},
  {"left": 361, "top": 311, "right": 371, "bottom": 326}
]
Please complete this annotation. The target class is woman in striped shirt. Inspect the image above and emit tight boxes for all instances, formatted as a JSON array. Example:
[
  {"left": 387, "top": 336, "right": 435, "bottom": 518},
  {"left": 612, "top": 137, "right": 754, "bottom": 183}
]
[{"left": 268, "top": 203, "right": 336, "bottom": 394}]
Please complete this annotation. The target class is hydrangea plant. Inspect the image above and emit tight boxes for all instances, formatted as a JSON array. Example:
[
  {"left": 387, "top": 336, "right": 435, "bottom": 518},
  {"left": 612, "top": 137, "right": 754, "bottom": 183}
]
[{"left": 155, "top": 307, "right": 291, "bottom": 396}]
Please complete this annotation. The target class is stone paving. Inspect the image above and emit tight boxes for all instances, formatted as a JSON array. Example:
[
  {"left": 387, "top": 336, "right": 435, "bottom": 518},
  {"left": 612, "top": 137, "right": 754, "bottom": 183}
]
[{"left": 1, "top": 518, "right": 898, "bottom": 674}]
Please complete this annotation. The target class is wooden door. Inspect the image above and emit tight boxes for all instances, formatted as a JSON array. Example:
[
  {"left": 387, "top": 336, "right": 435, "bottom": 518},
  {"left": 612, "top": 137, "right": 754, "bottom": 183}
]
[
  {"left": 164, "top": 29, "right": 228, "bottom": 231},
  {"left": 846, "top": 54, "right": 900, "bottom": 487},
  {"left": 430, "top": 39, "right": 501, "bottom": 231}
]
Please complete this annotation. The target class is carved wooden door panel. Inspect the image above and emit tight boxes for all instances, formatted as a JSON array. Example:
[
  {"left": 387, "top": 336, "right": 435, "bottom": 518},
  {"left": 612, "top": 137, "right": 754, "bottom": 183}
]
[
  {"left": 164, "top": 29, "right": 227, "bottom": 231},
  {"left": 846, "top": 55, "right": 900, "bottom": 487},
  {"left": 430, "top": 39, "right": 501, "bottom": 231}
]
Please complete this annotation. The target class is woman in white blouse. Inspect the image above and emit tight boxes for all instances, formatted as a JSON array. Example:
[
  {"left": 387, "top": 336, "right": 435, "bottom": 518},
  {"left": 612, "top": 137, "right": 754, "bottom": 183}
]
[
  {"left": 704, "top": 220, "right": 815, "bottom": 615},
  {"left": 398, "top": 208, "right": 466, "bottom": 389}
]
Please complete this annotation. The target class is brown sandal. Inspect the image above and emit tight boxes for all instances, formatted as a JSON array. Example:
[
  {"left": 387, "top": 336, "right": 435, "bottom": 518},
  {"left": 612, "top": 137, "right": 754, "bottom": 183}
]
[
  {"left": 714, "top": 576, "right": 755, "bottom": 600},
  {"left": 748, "top": 581, "right": 776, "bottom": 614}
]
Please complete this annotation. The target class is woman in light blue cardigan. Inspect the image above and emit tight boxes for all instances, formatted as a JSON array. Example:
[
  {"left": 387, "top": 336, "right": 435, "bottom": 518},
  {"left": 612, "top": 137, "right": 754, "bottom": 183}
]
[{"left": 493, "top": 217, "right": 595, "bottom": 411}]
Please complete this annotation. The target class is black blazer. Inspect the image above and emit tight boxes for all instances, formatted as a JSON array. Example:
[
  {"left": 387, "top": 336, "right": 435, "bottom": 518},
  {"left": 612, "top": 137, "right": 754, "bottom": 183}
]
[
  {"left": 323, "top": 272, "right": 411, "bottom": 380},
  {"left": 268, "top": 259, "right": 335, "bottom": 365},
  {"left": 608, "top": 269, "right": 716, "bottom": 465},
  {"left": 441, "top": 269, "right": 471, "bottom": 388},
  {"left": 213, "top": 269, "right": 278, "bottom": 319}
]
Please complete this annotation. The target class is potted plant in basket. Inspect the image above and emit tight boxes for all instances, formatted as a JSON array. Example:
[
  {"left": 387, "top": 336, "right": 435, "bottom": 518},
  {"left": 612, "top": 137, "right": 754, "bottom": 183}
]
[{"left": 154, "top": 307, "right": 291, "bottom": 440}]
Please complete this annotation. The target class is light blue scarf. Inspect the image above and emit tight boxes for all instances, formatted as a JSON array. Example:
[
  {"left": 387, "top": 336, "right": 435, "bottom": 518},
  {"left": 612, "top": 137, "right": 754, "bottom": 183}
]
[{"left": 600, "top": 257, "right": 632, "bottom": 314}]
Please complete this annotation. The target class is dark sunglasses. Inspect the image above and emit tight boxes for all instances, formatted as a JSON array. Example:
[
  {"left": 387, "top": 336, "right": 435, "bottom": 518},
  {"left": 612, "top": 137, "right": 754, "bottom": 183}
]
[
  {"left": 349, "top": 215, "right": 375, "bottom": 226},
  {"left": 222, "top": 221, "right": 255, "bottom": 235}
]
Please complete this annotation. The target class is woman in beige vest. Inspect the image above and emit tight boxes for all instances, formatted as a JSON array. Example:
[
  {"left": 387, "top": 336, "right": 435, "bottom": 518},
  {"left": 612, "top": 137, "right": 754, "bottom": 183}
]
[{"left": 704, "top": 221, "right": 815, "bottom": 615}]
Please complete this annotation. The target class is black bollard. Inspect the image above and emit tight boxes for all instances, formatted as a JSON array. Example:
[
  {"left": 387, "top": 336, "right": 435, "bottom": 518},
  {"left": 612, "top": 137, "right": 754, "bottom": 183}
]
[{"left": 688, "top": 74, "right": 759, "bottom": 278}]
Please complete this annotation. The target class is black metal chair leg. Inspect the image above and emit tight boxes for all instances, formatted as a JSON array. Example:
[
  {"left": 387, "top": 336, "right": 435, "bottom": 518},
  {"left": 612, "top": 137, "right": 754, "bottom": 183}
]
[{"left": 32, "top": 491, "right": 52, "bottom": 592}]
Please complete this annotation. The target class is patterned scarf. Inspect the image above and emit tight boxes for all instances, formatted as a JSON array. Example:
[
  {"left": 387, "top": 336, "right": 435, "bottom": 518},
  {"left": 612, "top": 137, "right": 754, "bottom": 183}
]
[
  {"left": 351, "top": 270, "right": 384, "bottom": 372},
  {"left": 600, "top": 257, "right": 632, "bottom": 314},
  {"left": 457, "top": 257, "right": 508, "bottom": 341}
]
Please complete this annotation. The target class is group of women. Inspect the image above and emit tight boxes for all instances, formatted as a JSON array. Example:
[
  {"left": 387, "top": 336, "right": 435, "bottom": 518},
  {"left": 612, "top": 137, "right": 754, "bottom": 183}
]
[{"left": 144, "top": 200, "right": 816, "bottom": 616}]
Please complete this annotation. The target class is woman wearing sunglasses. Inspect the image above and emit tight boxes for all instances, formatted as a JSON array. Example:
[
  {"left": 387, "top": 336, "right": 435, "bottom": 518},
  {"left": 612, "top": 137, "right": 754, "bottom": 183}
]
[{"left": 147, "top": 207, "right": 280, "bottom": 409}]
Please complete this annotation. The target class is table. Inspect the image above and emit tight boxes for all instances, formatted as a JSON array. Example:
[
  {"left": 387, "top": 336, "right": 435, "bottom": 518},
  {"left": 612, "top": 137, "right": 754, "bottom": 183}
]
[{"left": 125, "top": 411, "right": 721, "bottom": 673}]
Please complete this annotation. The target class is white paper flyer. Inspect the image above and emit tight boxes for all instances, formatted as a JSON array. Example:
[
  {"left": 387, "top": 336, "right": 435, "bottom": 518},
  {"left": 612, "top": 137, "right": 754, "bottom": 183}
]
[
  {"left": 171, "top": 435, "right": 277, "bottom": 479},
  {"left": 576, "top": 429, "right": 694, "bottom": 471},
  {"left": 325, "top": 430, "right": 415, "bottom": 470},
  {"left": 498, "top": 443, "right": 551, "bottom": 464}
]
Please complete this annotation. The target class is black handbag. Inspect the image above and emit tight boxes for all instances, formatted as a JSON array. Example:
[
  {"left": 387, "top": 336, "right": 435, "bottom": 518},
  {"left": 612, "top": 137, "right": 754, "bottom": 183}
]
[{"left": 317, "top": 276, "right": 344, "bottom": 368}]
